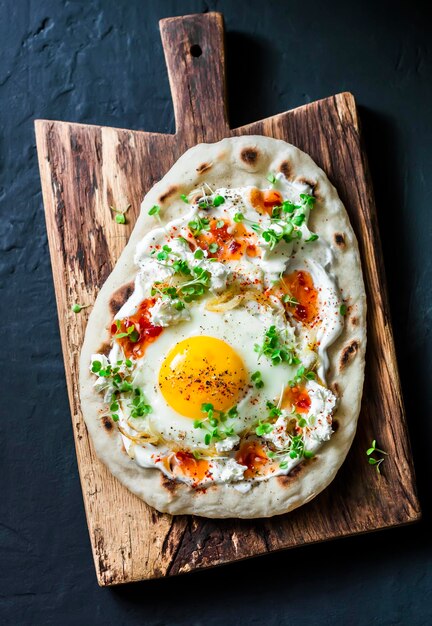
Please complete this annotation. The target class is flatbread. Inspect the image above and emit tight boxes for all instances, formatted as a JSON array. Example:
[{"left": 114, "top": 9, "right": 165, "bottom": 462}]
[{"left": 79, "top": 135, "right": 366, "bottom": 518}]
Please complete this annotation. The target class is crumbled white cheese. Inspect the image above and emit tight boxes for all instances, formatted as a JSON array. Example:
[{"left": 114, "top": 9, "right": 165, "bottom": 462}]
[
  {"left": 263, "top": 411, "right": 292, "bottom": 450},
  {"left": 203, "top": 260, "right": 229, "bottom": 292},
  {"left": 215, "top": 435, "right": 240, "bottom": 453},
  {"left": 90, "top": 354, "right": 111, "bottom": 394},
  {"left": 212, "top": 458, "right": 247, "bottom": 482},
  {"left": 306, "top": 380, "right": 336, "bottom": 442},
  {"left": 149, "top": 298, "right": 191, "bottom": 327}
]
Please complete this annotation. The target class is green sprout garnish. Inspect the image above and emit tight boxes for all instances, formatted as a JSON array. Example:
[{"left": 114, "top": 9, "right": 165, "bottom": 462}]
[
  {"left": 148, "top": 205, "right": 160, "bottom": 217},
  {"left": 282, "top": 295, "right": 299, "bottom": 307},
  {"left": 255, "top": 421, "right": 273, "bottom": 436},
  {"left": 180, "top": 194, "right": 189, "bottom": 203},
  {"left": 213, "top": 195, "right": 225, "bottom": 207},
  {"left": 340, "top": 304, "right": 347, "bottom": 316},
  {"left": 209, "top": 242, "right": 219, "bottom": 253},
  {"left": 193, "top": 403, "right": 238, "bottom": 445},
  {"left": 306, "top": 234, "right": 319, "bottom": 242},
  {"left": 254, "top": 325, "right": 299, "bottom": 366},
  {"left": 299, "top": 193, "right": 316, "bottom": 209},
  {"left": 275, "top": 434, "right": 314, "bottom": 468},
  {"left": 366, "top": 439, "right": 388, "bottom": 474},
  {"left": 288, "top": 365, "right": 316, "bottom": 387},
  {"left": 71, "top": 303, "right": 90, "bottom": 313},
  {"left": 156, "top": 245, "right": 172, "bottom": 261},
  {"left": 129, "top": 388, "right": 152, "bottom": 418},
  {"left": 151, "top": 264, "right": 211, "bottom": 306},
  {"left": 266, "top": 401, "right": 282, "bottom": 419},
  {"left": 266, "top": 173, "right": 277, "bottom": 185},
  {"left": 188, "top": 215, "right": 210, "bottom": 236},
  {"left": 90, "top": 358, "right": 148, "bottom": 423},
  {"left": 251, "top": 370, "right": 264, "bottom": 389},
  {"left": 114, "top": 323, "right": 140, "bottom": 343},
  {"left": 110, "top": 203, "right": 131, "bottom": 225}
]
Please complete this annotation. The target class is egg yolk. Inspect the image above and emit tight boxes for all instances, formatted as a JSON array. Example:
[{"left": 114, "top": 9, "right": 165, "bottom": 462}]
[{"left": 158, "top": 336, "right": 247, "bottom": 419}]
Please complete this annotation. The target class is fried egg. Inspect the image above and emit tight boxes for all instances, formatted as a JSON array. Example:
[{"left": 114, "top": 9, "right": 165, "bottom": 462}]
[
  {"left": 91, "top": 178, "right": 343, "bottom": 487},
  {"left": 126, "top": 299, "right": 301, "bottom": 450}
]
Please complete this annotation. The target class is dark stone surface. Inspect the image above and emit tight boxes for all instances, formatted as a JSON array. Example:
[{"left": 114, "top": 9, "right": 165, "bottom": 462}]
[{"left": 1, "top": 0, "right": 431, "bottom": 624}]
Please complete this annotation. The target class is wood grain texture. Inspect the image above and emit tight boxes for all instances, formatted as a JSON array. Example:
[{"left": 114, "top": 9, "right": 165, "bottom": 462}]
[{"left": 35, "top": 12, "right": 420, "bottom": 586}]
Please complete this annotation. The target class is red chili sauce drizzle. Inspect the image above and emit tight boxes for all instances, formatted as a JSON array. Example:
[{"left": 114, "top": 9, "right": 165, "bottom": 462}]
[
  {"left": 236, "top": 440, "right": 268, "bottom": 478},
  {"left": 111, "top": 298, "right": 163, "bottom": 359},
  {"left": 282, "top": 270, "right": 319, "bottom": 324},
  {"left": 195, "top": 218, "right": 259, "bottom": 260},
  {"left": 173, "top": 451, "right": 211, "bottom": 483},
  {"left": 249, "top": 188, "right": 283, "bottom": 216},
  {"left": 282, "top": 385, "right": 311, "bottom": 413}
]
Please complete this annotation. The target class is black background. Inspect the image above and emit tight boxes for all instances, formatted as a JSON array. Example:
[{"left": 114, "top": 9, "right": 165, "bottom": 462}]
[{"left": 1, "top": 1, "right": 431, "bottom": 624}]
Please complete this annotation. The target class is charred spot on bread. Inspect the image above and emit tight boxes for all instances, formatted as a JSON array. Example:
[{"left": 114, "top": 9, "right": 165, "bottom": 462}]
[
  {"left": 240, "top": 147, "right": 258, "bottom": 165},
  {"left": 340, "top": 340, "right": 359, "bottom": 370},
  {"left": 279, "top": 160, "right": 293, "bottom": 180},
  {"left": 161, "top": 474, "right": 178, "bottom": 494},
  {"left": 97, "top": 340, "right": 111, "bottom": 357},
  {"left": 102, "top": 416, "right": 114, "bottom": 432},
  {"left": 109, "top": 281, "right": 135, "bottom": 316},
  {"left": 332, "top": 419, "right": 339, "bottom": 432},
  {"left": 334, "top": 232, "right": 346, "bottom": 247},
  {"left": 330, "top": 381, "right": 340, "bottom": 396},
  {"left": 296, "top": 176, "right": 316, "bottom": 191},
  {"left": 196, "top": 162, "right": 212, "bottom": 174},
  {"left": 277, "top": 462, "right": 307, "bottom": 487},
  {"left": 158, "top": 185, "right": 178, "bottom": 204},
  {"left": 351, "top": 316, "right": 358, "bottom": 326}
]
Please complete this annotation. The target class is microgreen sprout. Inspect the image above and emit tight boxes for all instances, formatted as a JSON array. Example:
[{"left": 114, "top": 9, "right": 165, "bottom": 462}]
[
  {"left": 282, "top": 294, "right": 299, "bottom": 307},
  {"left": 254, "top": 325, "right": 300, "bottom": 366},
  {"left": 306, "top": 233, "right": 319, "bottom": 242},
  {"left": 194, "top": 404, "right": 238, "bottom": 445},
  {"left": 288, "top": 365, "right": 316, "bottom": 387},
  {"left": 180, "top": 194, "right": 189, "bottom": 203},
  {"left": 110, "top": 203, "right": 131, "bottom": 225},
  {"left": 366, "top": 439, "right": 388, "bottom": 474},
  {"left": 114, "top": 322, "right": 140, "bottom": 343},
  {"left": 255, "top": 421, "right": 273, "bottom": 436},
  {"left": 269, "top": 433, "right": 315, "bottom": 468},
  {"left": 251, "top": 370, "right": 264, "bottom": 389},
  {"left": 266, "top": 401, "right": 282, "bottom": 419},
  {"left": 340, "top": 304, "right": 347, "bottom": 316},
  {"left": 216, "top": 219, "right": 225, "bottom": 229},
  {"left": 188, "top": 215, "right": 210, "bottom": 236},
  {"left": 90, "top": 357, "right": 144, "bottom": 423},
  {"left": 148, "top": 205, "right": 160, "bottom": 218},
  {"left": 299, "top": 193, "right": 316, "bottom": 209},
  {"left": 151, "top": 264, "right": 211, "bottom": 306},
  {"left": 234, "top": 191, "right": 317, "bottom": 252},
  {"left": 212, "top": 195, "right": 225, "bottom": 207},
  {"left": 71, "top": 303, "right": 90, "bottom": 313},
  {"left": 208, "top": 242, "right": 219, "bottom": 253},
  {"left": 156, "top": 244, "right": 173, "bottom": 261},
  {"left": 266, "top": 173, "right": 277, "bottom": 185},
  {"left": 128, "top": 388, "right": 152, "bottom": 418}
]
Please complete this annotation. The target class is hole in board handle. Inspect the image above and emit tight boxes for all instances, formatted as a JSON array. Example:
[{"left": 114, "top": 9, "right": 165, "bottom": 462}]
[{"left": 190, "top": 44, "right": 202, "bottom": 57}]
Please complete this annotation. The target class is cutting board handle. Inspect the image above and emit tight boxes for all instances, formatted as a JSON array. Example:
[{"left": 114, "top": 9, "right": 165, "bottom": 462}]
[{"left": 159, "top": 12, "right": 230, "bottom": 142}]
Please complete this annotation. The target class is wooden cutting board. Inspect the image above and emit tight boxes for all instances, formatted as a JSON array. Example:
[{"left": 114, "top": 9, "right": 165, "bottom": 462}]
[{"left": 35, "top": 12, "right": 420, "bottom": 586}]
